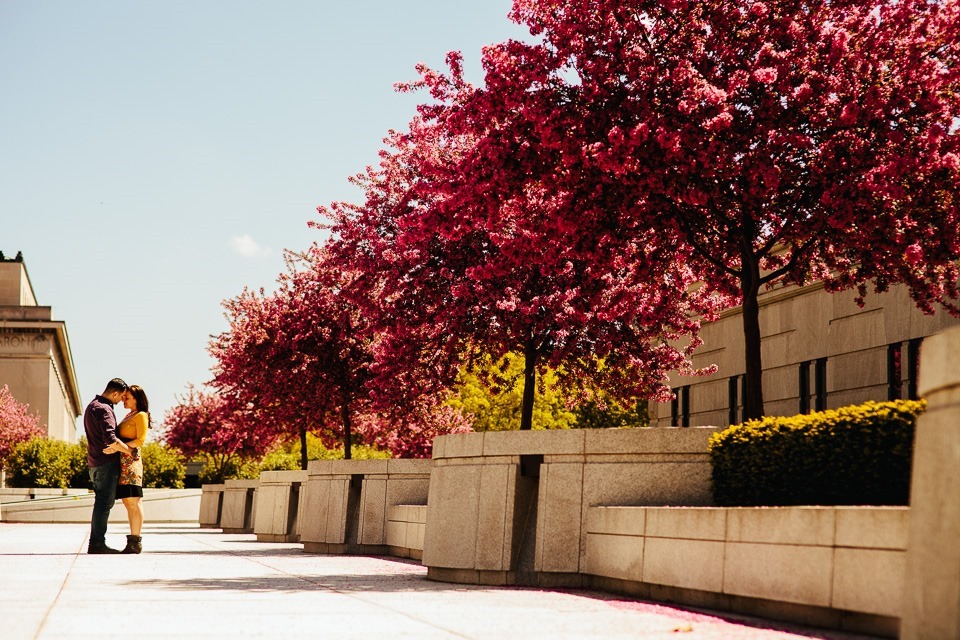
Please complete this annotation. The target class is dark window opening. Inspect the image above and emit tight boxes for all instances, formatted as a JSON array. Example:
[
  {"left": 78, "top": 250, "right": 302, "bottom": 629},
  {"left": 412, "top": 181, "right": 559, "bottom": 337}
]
[
  {"left": 907, "top": 338, "right": 922, "bottom": 400},
  {"left": 814, "top": 358, "right": 828, "bottom": 411},
  {"left": 671, "top": 385, "right": 690, "bottom": 427},
  {"left": 728, "top": 375, "right": 745, "bottom": 425},
  {"left": 888, "top": 339, "right": 923, "bottom": 401},
  {"left": 887, "top": 343, "right": 903, "bottom": 400},
  {"left": 799, "top": 361, "right": 811, "bottom": 414}
]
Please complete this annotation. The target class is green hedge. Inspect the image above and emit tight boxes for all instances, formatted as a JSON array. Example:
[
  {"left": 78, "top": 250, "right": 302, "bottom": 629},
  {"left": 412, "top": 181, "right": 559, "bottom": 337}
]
[
  {"left": 708, "top": 399, "right": 924, "bottom": 506},
  {"left": 5, "top": 437, "right": 186, "bottom": 489},
  {"left": 142, "top": 442, "right": 186, "bottom": 488},
  {"left": 4, "top": 438, "right": 86, "bottom": 489}
]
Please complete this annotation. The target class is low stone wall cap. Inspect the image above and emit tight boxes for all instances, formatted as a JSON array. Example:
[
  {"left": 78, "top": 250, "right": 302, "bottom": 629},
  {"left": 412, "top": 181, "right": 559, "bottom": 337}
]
[{"left": 919, "top": 325, "right": 960, "bottom": 397}]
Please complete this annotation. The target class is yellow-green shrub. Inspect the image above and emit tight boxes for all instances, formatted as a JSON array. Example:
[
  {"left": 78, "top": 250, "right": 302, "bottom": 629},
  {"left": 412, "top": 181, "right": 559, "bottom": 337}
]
[
  {"left": 5, "top": 437, "right": 84, "bottom": 489},
  {"left": 708, "top": 399, "right": 924, "bottom": 506},
  {"left": 142, "top": 442, "right": 187, "bottom": 488},
  {"left": 258, "top": 435, "right": 390, "bottom": 472}
]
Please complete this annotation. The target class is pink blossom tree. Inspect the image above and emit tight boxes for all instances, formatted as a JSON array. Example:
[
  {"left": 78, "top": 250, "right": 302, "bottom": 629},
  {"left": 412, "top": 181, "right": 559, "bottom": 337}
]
[
  {"left": 210, "top": 247, "right": 468, "bottom": 459},
  {"left": 357, "top": 398, "right": 473, "bottom": 459},
  {"left": 209, "top": 253, "right": 357, "bottom": 464},
  {"left": 321, "top": 62, "right": 721, "bottom": 431},
  {"left": 368, "top": 0, "right": 960, "bottom": 420},
  {"left": 161, "top": 385, "right": 274, "bottom": 482},
  {"left": 0, "top": 384, "right": 44, "bottom": 465}
]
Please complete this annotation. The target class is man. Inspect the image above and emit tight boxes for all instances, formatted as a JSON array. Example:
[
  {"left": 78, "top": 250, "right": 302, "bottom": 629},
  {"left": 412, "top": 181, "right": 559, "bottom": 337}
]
[{"left": 83, "top": 377, "right": 130, "bottom": 554}]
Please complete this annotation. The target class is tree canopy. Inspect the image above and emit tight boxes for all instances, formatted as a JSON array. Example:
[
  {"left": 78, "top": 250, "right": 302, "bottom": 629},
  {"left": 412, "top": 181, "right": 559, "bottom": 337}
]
[{"left": 369, "top": 0, "right": 960, "bottom": 419}]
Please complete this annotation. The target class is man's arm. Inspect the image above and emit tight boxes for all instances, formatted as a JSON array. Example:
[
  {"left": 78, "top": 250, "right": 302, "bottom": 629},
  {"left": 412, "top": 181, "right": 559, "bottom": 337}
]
[{"left": 99, "top": 406, "right": 131, "bottom": 454}]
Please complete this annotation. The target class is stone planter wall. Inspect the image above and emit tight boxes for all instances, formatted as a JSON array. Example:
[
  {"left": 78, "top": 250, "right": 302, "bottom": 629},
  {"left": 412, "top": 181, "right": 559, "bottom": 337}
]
[
  {"left": 254, "top": 470, "right": 308, "bottom": 543},
  {"left": 299, "top": 458, "right": 432, "bottom": 555},
  {"left": 902, "top": 325, "right": 960, "bottom": 639},
  {"left": 385, "top": 505, "right": 427, "bottom": 560},
  {"left": 198, "top": 484, "right": 225, "bottom": 528},
  {"left": 220, "top": 479, "right": 259, "bottom": 534},
  {"left": 583, "top": 505, "right": 906, "bottom": 638},
  {"left": 422, "top": 427, "right": 717, "bottom": 587}
]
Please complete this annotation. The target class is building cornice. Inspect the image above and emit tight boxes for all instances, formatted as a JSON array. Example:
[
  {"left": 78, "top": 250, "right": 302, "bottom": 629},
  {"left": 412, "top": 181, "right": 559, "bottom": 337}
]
[
  {"left": 717, "top": 280, "right": 828, "bottom": 320},
  {"left": 0, "top": 319, "right": 82, "bottom": 417}
]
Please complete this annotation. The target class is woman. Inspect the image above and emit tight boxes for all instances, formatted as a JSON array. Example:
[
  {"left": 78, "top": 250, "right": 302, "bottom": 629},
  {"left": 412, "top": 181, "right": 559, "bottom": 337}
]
[{"left": 104, "top": 384, "right": 149, "bottom": 554}]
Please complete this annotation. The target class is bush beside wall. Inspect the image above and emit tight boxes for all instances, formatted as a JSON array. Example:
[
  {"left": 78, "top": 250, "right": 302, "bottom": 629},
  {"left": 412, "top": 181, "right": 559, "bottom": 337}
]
[
  {"left": 5, "top": 438, "right": 83, "bottom": 489},
  {"left": 709, "top": 399, "right": 924, "bottom": 506},
  {"left": 142, "top": 442, "right": 186, "bottom": 488},
  {"left": 6, "top": 437, "right": 187, "bottom": 489}
]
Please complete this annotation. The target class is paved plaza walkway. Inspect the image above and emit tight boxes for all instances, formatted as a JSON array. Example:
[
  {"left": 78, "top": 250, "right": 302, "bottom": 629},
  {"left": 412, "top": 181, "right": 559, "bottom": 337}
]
[{"left": 1, "top": 523, "right": 880, "bottom": 640}]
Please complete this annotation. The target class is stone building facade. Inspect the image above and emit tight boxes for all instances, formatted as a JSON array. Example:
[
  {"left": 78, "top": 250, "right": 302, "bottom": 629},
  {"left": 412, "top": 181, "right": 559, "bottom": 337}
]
[
  {"left": 650, "top": 279, "right": 960, "bottom": 428},
  {"left": 0, "top": 253, "right": 81, "bottom": 441}
]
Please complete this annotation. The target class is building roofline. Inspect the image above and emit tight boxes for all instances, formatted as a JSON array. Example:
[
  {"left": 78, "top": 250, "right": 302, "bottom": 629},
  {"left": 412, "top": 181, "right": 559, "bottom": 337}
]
[{"left": 0, "top": 251, "right": 40, "bottom": 305}]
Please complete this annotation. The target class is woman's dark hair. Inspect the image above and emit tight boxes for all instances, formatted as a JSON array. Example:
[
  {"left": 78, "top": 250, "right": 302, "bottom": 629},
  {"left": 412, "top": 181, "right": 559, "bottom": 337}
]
[{"left": 128, "top": 385, "right": 151, "bottom": 427}]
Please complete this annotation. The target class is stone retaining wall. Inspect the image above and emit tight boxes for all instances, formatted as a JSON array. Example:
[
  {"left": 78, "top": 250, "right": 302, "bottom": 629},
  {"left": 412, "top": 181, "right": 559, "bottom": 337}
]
[
  {"left": 199, "top": 484, "right": 225, "bottom": 528},
  {"left": 254, "top": 470, "right": 307, "bottom": 542},
  {"left": 583, "top": 505, "right": 905, "bottom": 638},
  {"left": 220, "top": 479, "right": 259, "bottom": 534},
  {"left": 300, "top": 459, "right": 431, "bottom": 555},
  {"left": 0, "top": 489, "right": 201, "bottom": 523},
  {"left": 423, "top": 427, "right": 717, "bottom": 587},
  {"left": 385, "top": 504, "right": 427, "bottom": 560}
]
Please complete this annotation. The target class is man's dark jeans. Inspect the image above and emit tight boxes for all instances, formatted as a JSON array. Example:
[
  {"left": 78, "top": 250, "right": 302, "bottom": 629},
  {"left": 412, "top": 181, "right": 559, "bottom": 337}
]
[{"left": 88, "top": 458, "right": 119, "bottom": 548}]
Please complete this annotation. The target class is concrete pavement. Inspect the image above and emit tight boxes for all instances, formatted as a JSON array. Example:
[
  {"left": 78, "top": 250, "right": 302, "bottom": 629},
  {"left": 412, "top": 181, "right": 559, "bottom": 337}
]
[{"left": 0, "top": 523, "right": 880, "bottom": 639}]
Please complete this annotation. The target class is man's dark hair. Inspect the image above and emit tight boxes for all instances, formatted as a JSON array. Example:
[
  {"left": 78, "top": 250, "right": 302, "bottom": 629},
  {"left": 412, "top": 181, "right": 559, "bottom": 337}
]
[{"left": 103, "top": 378, "right": 128, "bottom": 394}]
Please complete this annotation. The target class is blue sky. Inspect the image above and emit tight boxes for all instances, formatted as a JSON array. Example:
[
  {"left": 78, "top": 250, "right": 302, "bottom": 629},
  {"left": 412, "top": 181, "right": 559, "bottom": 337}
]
[{"left": 1, "top": 1, "right": 530, "bottom": 430}]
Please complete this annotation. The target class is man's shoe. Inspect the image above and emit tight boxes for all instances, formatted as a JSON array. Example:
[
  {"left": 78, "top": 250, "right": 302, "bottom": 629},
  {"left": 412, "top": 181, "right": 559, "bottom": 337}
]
[{"left": 87, "top": 545, "right": 121, "bottom": 554}]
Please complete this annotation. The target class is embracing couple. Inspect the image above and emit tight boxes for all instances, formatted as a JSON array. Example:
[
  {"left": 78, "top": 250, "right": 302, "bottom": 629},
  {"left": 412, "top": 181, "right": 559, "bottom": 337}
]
[{"left": 83, "top": 377, "right": 150, "bottom": 555}]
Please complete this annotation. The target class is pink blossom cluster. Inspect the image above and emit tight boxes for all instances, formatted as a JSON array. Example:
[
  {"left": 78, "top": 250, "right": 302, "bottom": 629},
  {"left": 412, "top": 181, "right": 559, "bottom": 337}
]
[
  {"left": 0, "top": 384, "right": 44, "bottom": 464},
  {"left": 161, "top": 386, "right": 275, "bottom": 461}
]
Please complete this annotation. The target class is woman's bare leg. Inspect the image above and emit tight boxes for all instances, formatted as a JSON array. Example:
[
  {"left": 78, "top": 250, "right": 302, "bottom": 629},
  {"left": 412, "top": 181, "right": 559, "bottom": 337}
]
[{"left": 121, "top": 497, "right": 144, "bottom": 536}]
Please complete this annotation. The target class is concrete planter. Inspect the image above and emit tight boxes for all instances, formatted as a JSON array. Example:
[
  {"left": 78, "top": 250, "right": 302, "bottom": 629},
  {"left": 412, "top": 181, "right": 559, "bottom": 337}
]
[
  {"left": 583, "top": 505, "right": 906, "bottom": 638},
  {"left": 198, "top": 484, "right": 225, "bottom": 528},
  {"left": 422, "top": 427, "right": 718, "bottom": 587},
  {"left": 299, "top": 458, "right": 432, "bottom": 555},
  {"left": 385, "top": 505, "right": 427, "bottom": 560},
  {"left": 902, "top": 325, "right": 960, "bottom": 639},
  {"left": 220, "top": 479, "right": 259, "bottom": 534},
  {"left": 253, "top": 470, "right": 307, "bottom": 542}
]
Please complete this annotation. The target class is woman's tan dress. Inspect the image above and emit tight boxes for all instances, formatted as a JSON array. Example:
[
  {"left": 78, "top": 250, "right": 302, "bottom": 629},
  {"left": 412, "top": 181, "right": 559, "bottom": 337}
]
[{"left": 117, "top": 412, "right": 148, "bottom": 497}]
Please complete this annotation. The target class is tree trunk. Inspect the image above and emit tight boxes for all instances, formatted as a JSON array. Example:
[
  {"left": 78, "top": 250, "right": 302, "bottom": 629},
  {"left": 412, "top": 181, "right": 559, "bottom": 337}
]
[
  {"left": 299, "top": 426, "right": 308, "bottom": 470},
  {"left": 519, "top": 339, "right": 538, "bottom": 431},
  {"left": 741, "top": 266, "right": 765, "bottom": 420},
  {"left": 340, "top": 397, "right": 352, "bottom": 460}
]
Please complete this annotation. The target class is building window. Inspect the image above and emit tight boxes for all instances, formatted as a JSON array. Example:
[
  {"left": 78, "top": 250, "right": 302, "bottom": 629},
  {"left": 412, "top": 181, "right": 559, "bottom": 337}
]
[
  {"left": 671, "top": 385, "right": 690, "bottom": 427},
  {"left": 799, "top": 358, "right": 828, "bottom": 412},
  {"left": 907, "top": 338, "right": 922, "bottom": 400},
  {"left": 728, "top": 375, "right": 745, "bottom": 425},
  {"left": 814, "top": 357, "right": 828, "bottom": 411},
  {"left": 888, "top": 339, "right": 923, "bottom": 401},
  {"left": 887, "top": 343, "right": 903, "bottom": 400},
  {"left": 799, "top": 361, "right": 811, "bottom": 413}
]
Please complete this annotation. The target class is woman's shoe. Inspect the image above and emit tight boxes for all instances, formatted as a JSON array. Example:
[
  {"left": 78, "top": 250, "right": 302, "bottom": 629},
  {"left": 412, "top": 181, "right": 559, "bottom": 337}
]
[{"left": 121, "top": 535, "right": 142, "bottom": 554}]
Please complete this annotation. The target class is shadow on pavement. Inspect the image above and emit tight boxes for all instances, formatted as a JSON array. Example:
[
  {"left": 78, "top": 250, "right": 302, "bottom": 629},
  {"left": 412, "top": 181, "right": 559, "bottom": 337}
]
[{"left": 119, "top": 572, "right": 483, "bottom": 594}]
